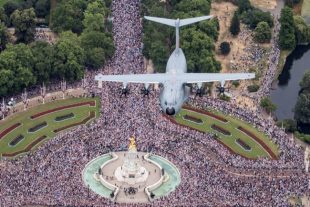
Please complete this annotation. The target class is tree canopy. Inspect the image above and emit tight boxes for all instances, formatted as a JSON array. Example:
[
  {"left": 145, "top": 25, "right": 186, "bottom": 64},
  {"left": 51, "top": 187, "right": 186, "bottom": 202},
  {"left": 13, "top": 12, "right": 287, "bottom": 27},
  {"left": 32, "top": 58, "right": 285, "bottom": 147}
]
[
  {"left": 141, "top": 0, "right": 221, "bottom": 73},
  {"left": 279, "top": 6, "right": 296, "bottom": 50},
  {"left": 11, "top": 8, "right": 36, "bottom": 43},
  {"left": 254, "top": 21, "right": 271, "bottom": 43}
]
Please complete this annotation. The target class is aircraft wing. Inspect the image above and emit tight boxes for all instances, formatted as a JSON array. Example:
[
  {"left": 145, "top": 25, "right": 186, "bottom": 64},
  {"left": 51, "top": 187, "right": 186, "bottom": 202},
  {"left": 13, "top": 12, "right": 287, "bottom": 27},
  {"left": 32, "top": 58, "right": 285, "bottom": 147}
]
[
  {"left": 95, "top": 73, "right": 169, "bottom": 84},
  {"left": 182, "top": 73, "right": 255, "bottom": 84}
]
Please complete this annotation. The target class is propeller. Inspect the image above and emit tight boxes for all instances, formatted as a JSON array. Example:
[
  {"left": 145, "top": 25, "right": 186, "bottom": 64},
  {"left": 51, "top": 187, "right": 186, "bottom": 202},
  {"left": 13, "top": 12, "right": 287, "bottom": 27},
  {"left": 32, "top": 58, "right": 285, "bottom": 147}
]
[
  {"left": 216, "top": 81, "right": 231, "bottom": 96},
  {"left": 141, "top": 83, "right": 150, "bottom": 97},
  {"left": 194, "top": 83, "right": 205, "bottom": 99},
  {"left": 120, "top": 83, "right": 129, "bottom": 97}
]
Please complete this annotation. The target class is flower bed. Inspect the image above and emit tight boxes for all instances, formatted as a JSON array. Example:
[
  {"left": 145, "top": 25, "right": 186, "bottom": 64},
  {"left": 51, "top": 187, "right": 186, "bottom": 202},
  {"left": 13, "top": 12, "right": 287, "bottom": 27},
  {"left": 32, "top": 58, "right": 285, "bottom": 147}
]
[
  {"left": 53, "top": 111, "right": 95, "bottom": 133},
  {"left": 236, "top": 138, "right": 251, "bottom": 151},
  {"left": 2, "top": 135, "right": 47, "bottom": 157},
  {"left": 183, "top": 115, "right": 203, "bottom": 124},
  {"left": 211, "top": 124, "right": 231, "bottom": 136},
  {"left": 237, "top": 126, "right": 277, "bottom": 159},
  {"left": 9, "top": 135, "right": 24, "bottom": 146},
  {"left": 163, "top": 115, "right": 254, "bottom": 160},
  {"left": 30, "top": 101, "right": 96, "bottom": 119},
  {"left": 183, "top": 106, "right": 228, "bottom": 123},
  {"left": 0, "top": 123, "right": 21, "bottom": 140},
  {"left": 55, "top": 113, "right": 74, "bottom": 122},
  {"left": 28, "top": 122, "right": 47, "bottom": 133}
]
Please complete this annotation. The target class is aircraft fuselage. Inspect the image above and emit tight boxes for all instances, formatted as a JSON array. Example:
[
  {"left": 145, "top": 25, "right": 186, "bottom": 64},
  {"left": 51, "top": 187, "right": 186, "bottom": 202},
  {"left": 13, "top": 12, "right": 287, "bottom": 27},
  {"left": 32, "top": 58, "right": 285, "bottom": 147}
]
[{"left": 159, "top": 48, "right": 190, "bottom": 115}]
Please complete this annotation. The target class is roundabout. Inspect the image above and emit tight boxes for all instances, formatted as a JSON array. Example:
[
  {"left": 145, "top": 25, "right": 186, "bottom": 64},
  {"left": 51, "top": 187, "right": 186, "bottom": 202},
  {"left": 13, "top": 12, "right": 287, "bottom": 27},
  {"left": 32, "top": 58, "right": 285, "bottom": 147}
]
[{"left": 82, "top": 137, "right": 181, "bottom": 203}]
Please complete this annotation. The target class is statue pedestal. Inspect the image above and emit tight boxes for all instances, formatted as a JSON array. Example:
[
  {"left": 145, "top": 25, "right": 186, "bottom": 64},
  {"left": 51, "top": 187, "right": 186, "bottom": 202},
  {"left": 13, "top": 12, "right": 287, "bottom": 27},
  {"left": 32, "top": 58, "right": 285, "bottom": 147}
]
[
  {"left": 114, "top": 147, "right": 148, "bottom": 185},
  {"left": 114, "top": 166, "right": 148, "bottom": 185}
]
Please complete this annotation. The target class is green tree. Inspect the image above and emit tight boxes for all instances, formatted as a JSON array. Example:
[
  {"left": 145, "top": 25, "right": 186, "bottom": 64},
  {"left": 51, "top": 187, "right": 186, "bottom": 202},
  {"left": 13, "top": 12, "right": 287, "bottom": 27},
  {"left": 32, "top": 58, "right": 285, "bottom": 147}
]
[
  {"left": 10, "top": 8, "right": 36, "bottom": 43},
  {"left": 3, "top": 1, "right": 20, "bottom": 17},
  {"left": 299, "top": 71, "right": 310, "bottom": 93},
  {"left": 230, "top": 11, "right": 240, "bottom": 36},
  {"left": 294, "top": 16, "right": 310, "bottom": 44},
  {"left": 219, "top": 41, "right": 230, "bottom": 55},
  {"left": 53, "top": 31, "right": 85, "bottom": 81},
  {"left": 0, "top": 43, "right": 35, "bottom": 94},
  {"left": 35, "top": 0, "right": 50, "bottom": 18},
  {"left": 51, "top": 0, "right": 88, "bottom": 34},
  {"left": 0, "top": 69, "right": 14, "bottom": 96},
  {"left": 254, "top": 21, "right": 271, "bottom": 43},
  {"left": 294, "top": 93, "right": 310, "bottom": 124},
  {"left": 0, "top": 7, "right": 10, "bottom": 26},
  {"left": 279, "top": 6, "right": 296, "bottom": 50},
  {"left": 241, "top": 9, "right": 274, "bottom": 29},
  {"left": 260, "top": 97, "right": 277, "bottom": 113},
  {"left": 236, "top": 0, "right": 252, "bottom": 14},
  {"left": 0, "top": 21, "right": 10, "bottom": 51},
  {"left": 182, "top": 27, "right": 221, "bottom": 73},
  {"left": 31, "top": 41, "right": 55, "bottom": 84},
  {"left": 80, "top": 31, "right": 114, "bottom": 69},
  {"left": 83, "top": 0, "right": 107, "bottom": 32}
]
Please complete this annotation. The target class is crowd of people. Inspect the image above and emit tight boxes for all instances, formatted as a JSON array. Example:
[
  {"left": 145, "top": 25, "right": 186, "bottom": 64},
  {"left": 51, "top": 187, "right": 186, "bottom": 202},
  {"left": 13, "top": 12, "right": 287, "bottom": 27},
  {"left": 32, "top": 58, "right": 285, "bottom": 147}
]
[{"left": 0, "top": 0, "right": 309, "bottom": 206}]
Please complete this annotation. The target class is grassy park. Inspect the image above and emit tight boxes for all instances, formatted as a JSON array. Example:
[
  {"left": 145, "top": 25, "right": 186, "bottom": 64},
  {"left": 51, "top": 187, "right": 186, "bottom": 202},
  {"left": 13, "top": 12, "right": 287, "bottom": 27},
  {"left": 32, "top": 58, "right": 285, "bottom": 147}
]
[
  {"left": 173, "top": 107, "right": 279, "bottom": 159},
  {"left": 0, "top": 97, "right": 100, "bottom": 158}
]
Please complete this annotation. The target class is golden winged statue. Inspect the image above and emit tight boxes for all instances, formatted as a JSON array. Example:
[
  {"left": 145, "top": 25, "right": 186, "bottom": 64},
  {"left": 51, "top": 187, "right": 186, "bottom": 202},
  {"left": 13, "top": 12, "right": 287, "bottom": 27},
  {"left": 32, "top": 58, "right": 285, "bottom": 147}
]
[{"left": 128, "top": 136, "right": 136, "bottom": 150}]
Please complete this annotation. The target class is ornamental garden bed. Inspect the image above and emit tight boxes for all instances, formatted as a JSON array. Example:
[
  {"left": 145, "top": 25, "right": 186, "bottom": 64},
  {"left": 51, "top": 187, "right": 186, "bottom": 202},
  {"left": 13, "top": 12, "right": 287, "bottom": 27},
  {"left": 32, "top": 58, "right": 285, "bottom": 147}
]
[
  {"left": 0, "top": 123, "right": 21, "bottom": 140},
  {"left": 183, "top": 106, "right": 228, "bottom": 123},
  {"left": 3, "top": 135, "right": 47, "bottom": 157},
  {"left": 236, "top": 138, "right": 251, "bottom": 151},
  {"left": 183, "top": 115, "right": 203, "bottom": 124},
  {"left": 53, "top": 111, "right": 95, "bottom": 133},
  {"left": 9, "top": 135, "right": 24, "bottom": 146},
  {"left": 28, "top": 122, "right": 47, "bottom": 133},
  {"left": 211, "top": 124, "right": 231, "bottom": 136},
  {"left": 30, "top": 101, "right": 96, "bottom": 119},
  {"left": 55, "top": 113, "right": 75, "bottom": 122},
  {"left": 237, "top": 126, "right": 277, "bottom": 159}
]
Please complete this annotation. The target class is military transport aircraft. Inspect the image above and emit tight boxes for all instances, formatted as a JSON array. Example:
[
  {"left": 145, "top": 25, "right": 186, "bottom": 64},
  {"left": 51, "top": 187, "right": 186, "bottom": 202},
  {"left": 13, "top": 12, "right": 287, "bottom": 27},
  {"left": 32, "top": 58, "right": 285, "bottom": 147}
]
[{"left": 95, "top": 15, "right": 255, "bottom": 115}]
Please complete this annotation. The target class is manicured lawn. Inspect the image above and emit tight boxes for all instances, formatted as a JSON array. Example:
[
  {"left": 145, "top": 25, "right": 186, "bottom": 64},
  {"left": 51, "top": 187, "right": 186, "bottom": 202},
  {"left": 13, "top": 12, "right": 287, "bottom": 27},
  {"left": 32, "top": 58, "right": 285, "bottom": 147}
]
[
  {"left": 174, "top": 108, "right": 279, "bottom": 159},
  {"left": 0, "top": 97, "right": 100, "bottom": 157}
]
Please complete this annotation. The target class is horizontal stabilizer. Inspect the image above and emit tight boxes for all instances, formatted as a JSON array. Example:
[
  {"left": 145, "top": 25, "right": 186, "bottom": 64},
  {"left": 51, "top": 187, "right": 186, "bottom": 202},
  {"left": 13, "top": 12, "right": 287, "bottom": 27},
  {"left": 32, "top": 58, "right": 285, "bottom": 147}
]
[
  {"left": 144, "top": 16, "right": 176, "bottom": 27},
  {"left": 144, "top": 15, "right": 213, "bottom": 27},
  {"left": 179, "top": 16, "right": 213, "bottom": 26}
]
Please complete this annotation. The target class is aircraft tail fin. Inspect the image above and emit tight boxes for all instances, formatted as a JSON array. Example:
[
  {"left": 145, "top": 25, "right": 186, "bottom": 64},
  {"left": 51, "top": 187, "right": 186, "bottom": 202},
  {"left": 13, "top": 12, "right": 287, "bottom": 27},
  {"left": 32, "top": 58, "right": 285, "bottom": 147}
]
[{"left": 144, "top": 15, "right": 213, "bottom": 49}]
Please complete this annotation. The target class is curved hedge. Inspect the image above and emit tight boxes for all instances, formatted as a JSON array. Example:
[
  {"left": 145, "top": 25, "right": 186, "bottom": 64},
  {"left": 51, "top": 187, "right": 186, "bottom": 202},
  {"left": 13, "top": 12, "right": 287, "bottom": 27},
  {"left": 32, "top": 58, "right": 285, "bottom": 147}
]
[
  {"left": 0, "top": 123, "right": 21, "bottom": 140},
  {"left": 183, "top": 115, "right": 203, "bottom": 124},
  {"left": 3, "top": 135, "right": 47, "bottom": 157},
  {"left": 55, "top": 113, "right": 74, "bottom": 121},
  {"left": 9, "top": 135, "right": 24, "bottom": 146},
  {"left": 53, "top": 111, "right": 95, "bottom": 133},
  {"left": 237, "top": 126, "right": 277, "bottom": 159},
  {"left": 28, "top": 122, "right": 48, "bottom": 133},
  {"left": 31, "top": 101, "right": 96, "bottom": 119},
  {"left": 183, "top": 106, "right": 228, "bottom": 123},
  {"left": 236, "top": 138, "right": 251, "bottom": 151},
  {"left": 211, "top": 124, "right": 231, "bottom": 136}
]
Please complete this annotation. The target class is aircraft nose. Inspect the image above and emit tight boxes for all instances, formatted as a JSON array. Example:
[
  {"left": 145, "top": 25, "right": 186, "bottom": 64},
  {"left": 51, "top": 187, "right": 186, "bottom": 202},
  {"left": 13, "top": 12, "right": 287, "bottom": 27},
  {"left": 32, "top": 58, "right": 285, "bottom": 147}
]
[{"left": 166, "top": 107, "right": 175, "bottom": 116}]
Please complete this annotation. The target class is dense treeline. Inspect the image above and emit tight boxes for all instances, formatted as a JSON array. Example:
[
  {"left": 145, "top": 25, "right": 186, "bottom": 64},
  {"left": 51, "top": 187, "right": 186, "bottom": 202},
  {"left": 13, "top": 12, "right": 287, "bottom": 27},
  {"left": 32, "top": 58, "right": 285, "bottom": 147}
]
[
  {"left": 294, "top": 71, "right": 310, "bottom": 126},
  {"left": 141, "top": 0, "right": 221, "bottom": 73},
  {"left": 0, "top": 0, "right": 114, "bottom": 97},
  {"left": 279, "top": 6, "right": 310, "bottom": 50},
  {"left": 0, "top": 0, "right": 50, "bottom": 26},
  {"left": 228, "top": 0, "right": 273, "bottom": 43}
]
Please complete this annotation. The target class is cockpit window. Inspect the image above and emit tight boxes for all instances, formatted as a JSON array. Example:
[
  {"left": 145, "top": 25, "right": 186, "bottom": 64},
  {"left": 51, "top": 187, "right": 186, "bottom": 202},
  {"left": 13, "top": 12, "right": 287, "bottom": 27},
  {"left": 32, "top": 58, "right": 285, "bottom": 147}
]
[{"left": 165, "top": 101, "right": 167, "bottom": 105}]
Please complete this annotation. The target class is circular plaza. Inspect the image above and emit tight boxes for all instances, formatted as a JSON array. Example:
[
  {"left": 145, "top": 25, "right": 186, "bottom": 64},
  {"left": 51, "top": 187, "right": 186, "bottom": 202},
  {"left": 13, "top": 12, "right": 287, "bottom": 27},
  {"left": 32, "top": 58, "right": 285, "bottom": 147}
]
[{"left": 82, "top": 138, "right": 181, "bottom": 203}]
